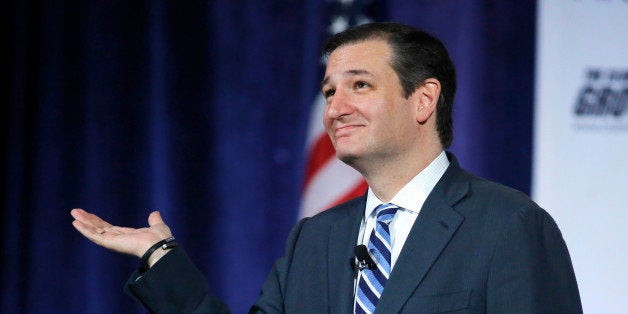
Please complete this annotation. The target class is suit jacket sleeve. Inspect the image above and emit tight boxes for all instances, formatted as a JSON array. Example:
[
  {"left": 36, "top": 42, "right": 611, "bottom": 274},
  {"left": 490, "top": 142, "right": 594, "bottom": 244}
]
[
  {"left": 123, "top": 218, "right": 309, "bottom": 314},
  {"left": 124, "top": 246, "right": 231, "bottom": 313},
  {"left": 486, "top": 204, "right": 582, "bottom": 313}
]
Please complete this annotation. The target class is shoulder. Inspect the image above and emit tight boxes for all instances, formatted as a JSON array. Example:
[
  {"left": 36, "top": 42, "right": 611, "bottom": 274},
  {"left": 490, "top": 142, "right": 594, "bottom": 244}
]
[
  {"left": 303, "top": 195, "right": 365, "bottom": 225},
  {"left": 441, "top": 153, "right": 541, "bottom": 218},
  {"left": 468, "top": 174, "right": 537, "bottom": 210},
  {"left": 456, "top": 173, "right": 564, "bottom": 241},
  {"left": 443, "top": 164, "right": 560, "bottom": 234},
  {"left": 284, "top": 195, "right": 364, "bottom": 247}
]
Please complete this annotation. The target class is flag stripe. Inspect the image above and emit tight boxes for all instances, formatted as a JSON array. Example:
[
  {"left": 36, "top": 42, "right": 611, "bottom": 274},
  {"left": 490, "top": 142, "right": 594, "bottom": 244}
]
[
  {"left": 303, "top": 133, "right": 336, "bottom": 189},
  {"left": 300, "top": 157, "right": 365, "bottom": 217},
  {"left": 299, "top": 0, "right": 383, "bottom": 218},
  {"left": 328, "top": 179, "right": 368, "bottom": 208}
]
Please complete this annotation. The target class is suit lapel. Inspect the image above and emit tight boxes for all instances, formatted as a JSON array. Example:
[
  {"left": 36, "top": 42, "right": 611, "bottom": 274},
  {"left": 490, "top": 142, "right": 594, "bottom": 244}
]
[
  {"left": 376, "top": 158, "right": 469, "bottom": 313},
  {"left": 328, "top": 197, "right": 365, "bottom": 314}
]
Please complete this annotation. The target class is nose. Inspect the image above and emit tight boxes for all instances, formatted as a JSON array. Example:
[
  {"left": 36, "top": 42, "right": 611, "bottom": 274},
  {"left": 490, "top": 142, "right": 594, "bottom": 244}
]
[{"left": 325, "top": 89, "right": 352, "bottom": 120}]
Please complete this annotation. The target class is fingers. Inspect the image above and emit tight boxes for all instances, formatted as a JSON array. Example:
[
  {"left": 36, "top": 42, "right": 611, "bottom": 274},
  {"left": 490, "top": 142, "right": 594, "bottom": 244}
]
[
  {"left": 71, "top": 219, "right": 104, "bottom": 246},
  {"left": 70, "top": 208, "right": 118, "bottom": 247},
  {"left": 71, "top": 208, "right": 113, "bottom": 230},
  {"left": 147, "top": 211, "right": 173, "bottom": 240},
  {"left": 147, "top": 211, "right": 164, "bottom": 226}
]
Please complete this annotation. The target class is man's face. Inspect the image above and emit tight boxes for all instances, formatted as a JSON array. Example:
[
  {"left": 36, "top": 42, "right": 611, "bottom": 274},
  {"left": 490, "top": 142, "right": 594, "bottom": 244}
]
[{"left": 322, "top": 39, "right": 420, "bottom": 167}]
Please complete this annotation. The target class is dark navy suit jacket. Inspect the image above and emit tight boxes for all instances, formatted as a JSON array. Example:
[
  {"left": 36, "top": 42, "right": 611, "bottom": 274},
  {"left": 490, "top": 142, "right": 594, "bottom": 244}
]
[{"left": 125, "top": 153, "right": 582, "bottom": 313}]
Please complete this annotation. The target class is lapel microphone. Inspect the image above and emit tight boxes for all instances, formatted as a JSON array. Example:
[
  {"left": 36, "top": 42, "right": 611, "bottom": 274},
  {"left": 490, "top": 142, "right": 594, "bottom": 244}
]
[{"left": 354, "top": 244, "right": 376, "bottom": 271}]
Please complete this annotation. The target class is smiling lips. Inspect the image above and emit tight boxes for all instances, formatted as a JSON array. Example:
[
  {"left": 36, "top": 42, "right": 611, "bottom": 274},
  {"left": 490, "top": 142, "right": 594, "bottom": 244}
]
[{"left": 333, "top": 124, "right": 363, "bottom": 138}]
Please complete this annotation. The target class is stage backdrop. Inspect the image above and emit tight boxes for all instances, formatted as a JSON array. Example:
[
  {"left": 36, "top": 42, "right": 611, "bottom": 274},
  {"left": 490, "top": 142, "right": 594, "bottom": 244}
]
[
  {"left": 534, "top": 1, "right": 628, "bottom": 313},
  {"left": 3, "top": 1, "right": 535, "bottom": 313}
]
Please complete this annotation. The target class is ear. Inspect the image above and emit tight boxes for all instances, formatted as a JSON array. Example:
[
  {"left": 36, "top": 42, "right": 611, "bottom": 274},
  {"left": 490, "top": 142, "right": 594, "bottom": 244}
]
[{"left": 414, "top": 78, "right": 441, "bottom": 124}]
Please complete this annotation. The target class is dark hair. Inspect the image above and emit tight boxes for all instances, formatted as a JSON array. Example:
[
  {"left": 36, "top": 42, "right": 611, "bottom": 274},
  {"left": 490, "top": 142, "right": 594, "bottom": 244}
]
[{"left": 323, "top": 22, "right": 456, "bottom": 148}]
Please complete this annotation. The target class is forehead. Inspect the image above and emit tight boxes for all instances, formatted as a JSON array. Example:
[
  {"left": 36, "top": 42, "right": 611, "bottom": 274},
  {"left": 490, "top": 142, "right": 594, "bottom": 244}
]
[{"left": 323, "top": 39, "right": 393, "bottom": 81}]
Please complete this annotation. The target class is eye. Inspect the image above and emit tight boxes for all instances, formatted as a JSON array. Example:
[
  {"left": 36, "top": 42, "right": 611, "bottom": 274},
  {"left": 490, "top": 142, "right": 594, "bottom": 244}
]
[
  {"left": 354, "top": 81, "right": 369, "bottom": 89},
  {"left": 323, "top": 88, "right": 335, "bottom": 98}
]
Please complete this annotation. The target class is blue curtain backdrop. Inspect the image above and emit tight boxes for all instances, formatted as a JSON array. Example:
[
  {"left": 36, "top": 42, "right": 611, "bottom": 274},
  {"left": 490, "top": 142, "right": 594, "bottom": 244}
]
[{"left": 2, "top": 1, "right": 535, "bottom": 313}]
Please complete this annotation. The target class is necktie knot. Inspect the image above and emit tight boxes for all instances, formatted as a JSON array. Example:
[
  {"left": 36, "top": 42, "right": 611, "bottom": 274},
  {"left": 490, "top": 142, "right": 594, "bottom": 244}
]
[{"left": 375, "top": 203, "right": 398, "bottom": 225}]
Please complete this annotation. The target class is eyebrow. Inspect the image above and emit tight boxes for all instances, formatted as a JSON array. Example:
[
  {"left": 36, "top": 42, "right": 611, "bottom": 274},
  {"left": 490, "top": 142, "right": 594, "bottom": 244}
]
[{"left": 321, "top": 69, "right": 375, "bottom": 87}]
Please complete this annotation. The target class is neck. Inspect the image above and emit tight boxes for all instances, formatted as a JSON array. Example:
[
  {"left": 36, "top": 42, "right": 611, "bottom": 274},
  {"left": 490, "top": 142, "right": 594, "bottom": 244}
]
[{"left": 359, "top": 144, "right": 443, "bottom": 203}]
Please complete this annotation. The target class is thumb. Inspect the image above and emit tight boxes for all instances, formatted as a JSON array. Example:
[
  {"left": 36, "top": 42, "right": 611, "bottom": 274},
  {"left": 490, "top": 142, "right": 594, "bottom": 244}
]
[{"left": 148, "top": 211, "right": 165, "bottom": 226}]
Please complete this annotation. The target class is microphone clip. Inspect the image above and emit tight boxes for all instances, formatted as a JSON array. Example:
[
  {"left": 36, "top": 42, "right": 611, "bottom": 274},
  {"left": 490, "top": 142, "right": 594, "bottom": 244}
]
[{"left": 354, "top": 244, "right": 376, "bottom": 271}]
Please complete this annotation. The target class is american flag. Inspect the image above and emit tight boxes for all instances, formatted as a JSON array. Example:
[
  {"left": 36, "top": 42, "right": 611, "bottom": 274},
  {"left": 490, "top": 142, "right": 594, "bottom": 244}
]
[{"left": 299, "top": 0, "right": 386, "bottom": 218}]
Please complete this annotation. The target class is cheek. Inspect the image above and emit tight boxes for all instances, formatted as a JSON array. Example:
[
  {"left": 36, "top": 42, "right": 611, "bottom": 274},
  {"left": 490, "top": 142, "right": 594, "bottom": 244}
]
[{"left": 322, "top": 108, "right": 333, "bottom": 129}]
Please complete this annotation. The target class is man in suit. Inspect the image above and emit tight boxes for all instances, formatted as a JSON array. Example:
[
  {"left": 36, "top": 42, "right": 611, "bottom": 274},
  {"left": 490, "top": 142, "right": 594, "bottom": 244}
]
[{"left": 71, "top": 22, "right": 582, "bottom": 313}]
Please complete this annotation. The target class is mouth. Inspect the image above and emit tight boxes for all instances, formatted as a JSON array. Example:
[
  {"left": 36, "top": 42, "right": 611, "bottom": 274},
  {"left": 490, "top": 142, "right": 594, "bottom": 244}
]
[{"left": 334, "top": 124, "right": 362, "bottom": 138}]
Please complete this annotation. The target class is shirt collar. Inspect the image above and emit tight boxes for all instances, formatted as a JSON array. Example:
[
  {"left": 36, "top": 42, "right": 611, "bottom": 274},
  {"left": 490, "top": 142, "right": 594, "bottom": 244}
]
[{"left": 365, "top": 151, "right": 450, "bottom": 219}]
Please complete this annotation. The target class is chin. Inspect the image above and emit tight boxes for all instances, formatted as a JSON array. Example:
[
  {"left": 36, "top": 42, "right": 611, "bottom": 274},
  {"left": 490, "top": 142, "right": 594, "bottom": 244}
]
[{"left": 336, "top": 151, "right": 360, "bottom": 166}]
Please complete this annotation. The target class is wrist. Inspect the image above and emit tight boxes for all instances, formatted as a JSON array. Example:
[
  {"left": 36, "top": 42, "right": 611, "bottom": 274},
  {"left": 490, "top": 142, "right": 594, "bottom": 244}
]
[
  {"left": 147, "top": 246, "right": 172, "bottom": 267},
  {"left": 138, "top": 236, "right": 177, "bottom": 274}
]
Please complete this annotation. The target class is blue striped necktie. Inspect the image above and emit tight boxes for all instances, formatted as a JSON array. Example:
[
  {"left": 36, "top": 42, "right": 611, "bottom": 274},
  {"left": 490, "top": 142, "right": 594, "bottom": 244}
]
[{"left": 355, "top": 203, "right": 399, "bottom": 314}]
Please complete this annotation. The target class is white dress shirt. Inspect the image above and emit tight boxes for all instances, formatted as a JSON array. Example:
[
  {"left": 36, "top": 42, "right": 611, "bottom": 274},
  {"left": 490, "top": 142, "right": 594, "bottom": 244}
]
[{"left": 357, "top": 151, "right": 450, "bottom": 269}]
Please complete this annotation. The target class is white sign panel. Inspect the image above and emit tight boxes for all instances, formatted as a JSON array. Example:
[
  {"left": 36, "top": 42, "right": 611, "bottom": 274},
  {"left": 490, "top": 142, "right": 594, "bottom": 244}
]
[{"left": 534, "top": 1, "right": 628, "bottom": 313}]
